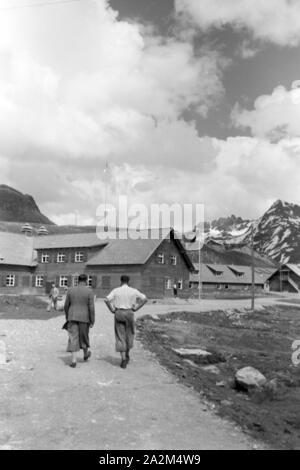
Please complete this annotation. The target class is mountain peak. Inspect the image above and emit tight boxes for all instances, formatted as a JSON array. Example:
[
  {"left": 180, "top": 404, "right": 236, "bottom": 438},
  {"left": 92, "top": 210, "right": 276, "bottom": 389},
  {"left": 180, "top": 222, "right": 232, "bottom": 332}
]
[
  {"left": 203, "top": 199, "right": 300, "bottom": 264},
  {"left": 0, "top": 185, "right": 54, "bottom": 225},
  {"left": 0, "top": 184, "right": 23, "bottom": 196}
]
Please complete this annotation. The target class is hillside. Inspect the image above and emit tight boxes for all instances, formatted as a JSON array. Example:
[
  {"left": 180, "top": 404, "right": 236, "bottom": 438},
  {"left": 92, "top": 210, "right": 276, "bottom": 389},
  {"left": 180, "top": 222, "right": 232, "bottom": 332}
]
[
  {"left": 186, "top": 240, "right": 276, "bottom": 268},
  {"left": 0, "top": 185, "right": 54, "bottom": 225}
]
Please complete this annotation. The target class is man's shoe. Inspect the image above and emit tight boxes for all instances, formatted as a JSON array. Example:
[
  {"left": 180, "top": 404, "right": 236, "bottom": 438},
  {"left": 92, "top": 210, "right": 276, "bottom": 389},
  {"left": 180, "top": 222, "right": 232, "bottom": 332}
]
[
  {"left": 84, "top": 350, "right": 91, "bottom": 361},
  {"left": 69, "top": 362, "right": 77, "bottom": 368},
  {"left": 120, "top": 360, "right": 127, "bottom": 369}
]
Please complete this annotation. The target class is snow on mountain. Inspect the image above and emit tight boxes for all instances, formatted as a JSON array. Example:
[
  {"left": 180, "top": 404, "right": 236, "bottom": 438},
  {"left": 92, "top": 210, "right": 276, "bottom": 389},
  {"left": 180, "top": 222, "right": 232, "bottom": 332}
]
[{"left": 189, "top": 200, "right": 300, "bottom": 264}]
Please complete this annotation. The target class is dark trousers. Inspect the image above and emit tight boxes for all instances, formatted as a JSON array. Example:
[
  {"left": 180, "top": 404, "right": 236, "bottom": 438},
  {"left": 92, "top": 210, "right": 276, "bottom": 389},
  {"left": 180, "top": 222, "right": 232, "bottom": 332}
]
[{"left": 67, "top": 321, "right": 90, "bottom": 352}]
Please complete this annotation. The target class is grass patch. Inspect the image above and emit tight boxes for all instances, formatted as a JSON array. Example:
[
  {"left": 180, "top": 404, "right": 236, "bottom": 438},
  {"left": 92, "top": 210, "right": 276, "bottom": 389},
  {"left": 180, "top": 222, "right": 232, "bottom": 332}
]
[{"left": 0, "top": 295, "right": 63, "bottom": 320}]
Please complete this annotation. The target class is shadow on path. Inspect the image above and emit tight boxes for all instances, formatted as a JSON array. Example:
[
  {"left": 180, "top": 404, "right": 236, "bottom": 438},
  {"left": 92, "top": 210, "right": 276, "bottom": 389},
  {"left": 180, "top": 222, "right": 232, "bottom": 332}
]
[{"left": 101, "top": 355, "right": 120, "bottom": 368}]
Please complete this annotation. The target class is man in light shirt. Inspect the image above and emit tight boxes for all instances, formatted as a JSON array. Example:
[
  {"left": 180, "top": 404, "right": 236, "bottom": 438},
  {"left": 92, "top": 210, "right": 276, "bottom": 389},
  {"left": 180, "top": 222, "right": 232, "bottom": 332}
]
[{"left": 104, "top": 275, "right": 147, "bottom": 369}]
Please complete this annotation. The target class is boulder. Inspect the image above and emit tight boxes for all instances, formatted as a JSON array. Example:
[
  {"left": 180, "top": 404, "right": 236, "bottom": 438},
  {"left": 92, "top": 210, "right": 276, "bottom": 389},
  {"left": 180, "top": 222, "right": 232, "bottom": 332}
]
[
  {"left": 235, "top": 366, "right": 267, "bottom": 391},
  {"left": 173, "top": 348, "right": 212, "bottom": 358},
  {"left": 202, "top": 365, "right": 220, "bottom": 375}
]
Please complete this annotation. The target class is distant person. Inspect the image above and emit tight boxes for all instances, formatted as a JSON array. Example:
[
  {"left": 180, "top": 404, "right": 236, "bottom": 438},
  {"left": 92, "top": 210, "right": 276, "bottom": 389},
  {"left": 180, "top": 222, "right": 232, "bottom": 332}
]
[
  {"left": 173, "top": 282, "right": 178, "bottom": 298},
  {"left": 104, "top": 275, "right": 147, "bottom": 369},
  {"left": 49, "top": 283, "right": 59, "bottom": 310},
  {"left": 64, "top": 274, "right": 95, "bottom": 368}
]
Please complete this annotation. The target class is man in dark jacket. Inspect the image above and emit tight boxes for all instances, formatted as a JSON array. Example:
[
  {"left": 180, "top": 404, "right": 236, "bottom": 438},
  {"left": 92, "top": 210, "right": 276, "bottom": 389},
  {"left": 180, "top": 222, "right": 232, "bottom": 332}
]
[{"left": 64, "top": 274, "right": 95, "bottom": 368}]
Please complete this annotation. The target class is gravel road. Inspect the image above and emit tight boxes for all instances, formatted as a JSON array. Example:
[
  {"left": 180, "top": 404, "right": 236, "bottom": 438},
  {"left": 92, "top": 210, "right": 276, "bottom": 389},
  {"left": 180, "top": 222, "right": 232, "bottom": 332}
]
[{"left": 0, "top": 298, "right": 269, "bottom": 450}]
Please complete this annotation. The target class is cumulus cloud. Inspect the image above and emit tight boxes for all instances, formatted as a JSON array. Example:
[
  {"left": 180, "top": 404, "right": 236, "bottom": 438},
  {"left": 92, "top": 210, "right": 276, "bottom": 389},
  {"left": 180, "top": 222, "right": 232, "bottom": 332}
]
[
  {"left": 0, "top": 0, "right": 227, "bottom": 221},
  {"left": 1, "top": 0, "right": 300, "bottom": 224},
  {"left": 199, "top": 136, "right": 300, "bottom": 218},
  {"left": 0, "top": 0, "right": 224, "bottom": 161},
  {"left": 237, "top": 40, "right": 259, "bottom": 59},
  {"left": 175, "top": 0, "right": 300, "bottom": 47},
  {"left": 232, "top": 84, "right": 300, "bottom": 140}
]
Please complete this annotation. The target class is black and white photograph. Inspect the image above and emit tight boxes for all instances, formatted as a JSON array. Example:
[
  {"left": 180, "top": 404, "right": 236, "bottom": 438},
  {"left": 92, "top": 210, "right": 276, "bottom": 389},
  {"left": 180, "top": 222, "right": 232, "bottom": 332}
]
[{"left": 0, "top": 0, "right": 300, "bottom": 454}]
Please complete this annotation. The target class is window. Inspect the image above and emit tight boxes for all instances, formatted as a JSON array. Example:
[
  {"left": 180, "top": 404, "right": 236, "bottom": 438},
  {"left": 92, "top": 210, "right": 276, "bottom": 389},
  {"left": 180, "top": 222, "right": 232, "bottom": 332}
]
[
  {"left": 73, "top": 275, "right": 79, "bottom": 287},
  {"left": 57, "top": 253, "right": 66, "bottom": 263},
  {"left": 229, "top": 267, "right": 245, "bottom": 278},
  {"left": 157, "top": 253, "right": 165, "bottom": 264},
  {"left": 41, "top": 253, "right": 50, "bottom": 263},
  {"left": 6, "top": 275, "right": 15, "bottom": 287},
  {"left": 208, "top": 266, "right": 223, "bottom": 276},
  {"left": 165, "top": 278, "right": 172, "bottom": 290},
  {"left": 102, "top": 276, "right": 111, "bottom": 288},
  {"left": 87, "top": 275, "right": 93, "bottom": 287},
  {"left": 224, "top": 284, "right": 229, "bottom": 290},
  {"left": 75, "top": 251, "right": 84, "bottom": 263},
  {"left": 59, "top": 276, "right": 68, "bottom": 287},
  {"left": 177, "top": 279, "right": 183, "bottom": 289},
  {"left": 170, "top": 255, "right": 177, "bottom": 265},
  {"left": 35, "top": 275, "right": 44, "bottom": 288}
]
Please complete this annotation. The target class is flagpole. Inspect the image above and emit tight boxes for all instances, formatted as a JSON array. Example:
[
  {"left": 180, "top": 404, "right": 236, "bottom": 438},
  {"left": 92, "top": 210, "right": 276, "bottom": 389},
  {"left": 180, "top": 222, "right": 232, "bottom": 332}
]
[
  {"left": 251, "top": 224, "right": 255, "bottom": 311},
  {"left": 104, "top": 161, "right": 108, "bottom": 231},
  {"left": 198, "top": 233, "right": 201, "bottom": 301}
]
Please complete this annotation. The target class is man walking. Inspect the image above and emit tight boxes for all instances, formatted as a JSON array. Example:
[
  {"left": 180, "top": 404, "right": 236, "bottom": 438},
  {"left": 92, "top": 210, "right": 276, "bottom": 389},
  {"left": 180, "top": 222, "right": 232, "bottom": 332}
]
[
  {"left": 173, "top": 282, "right": 178, "bottom": 298},
  {"left": 104, "top": 275, "right": 147, "bottom": 369},
  {"left": 49, "top": 283, "right": 59, "bottom": 310},
  {"left": 64, "top": 274, "right": 95, "bottom": 368}
]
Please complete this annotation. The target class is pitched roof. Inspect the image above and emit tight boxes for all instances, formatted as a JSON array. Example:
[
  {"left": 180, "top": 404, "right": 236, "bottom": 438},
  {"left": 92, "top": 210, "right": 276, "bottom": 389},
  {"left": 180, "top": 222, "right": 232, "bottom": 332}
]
[
  {"left": 190, "top": 264, "right": 275, "bottom": 285},
  {"left": 266, "top": 263, "right": 300, "bottom": 281},
  {"left": 0, "top": 228, "right": 194, "bottom": 269},
  {"left": 0, "top": 232, "right": 37, "bottom": 267},
  {"left": 285, "top": 264, "right": 300, "bottom": 278},
  {"left": 33, "top": 232, "right": 108, "bottom": 249},
  {"left": 87, "top": 228, "right": 194, "bottom": 268},
  {"left": 87, "top": 237, "right": 164, "bottom": 265}
]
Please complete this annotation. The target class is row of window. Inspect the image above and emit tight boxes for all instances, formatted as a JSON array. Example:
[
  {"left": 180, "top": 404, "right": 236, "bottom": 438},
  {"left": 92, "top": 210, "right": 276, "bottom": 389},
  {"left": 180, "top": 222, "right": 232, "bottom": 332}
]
[
  {"left": 41, "top": 251, "right": 177, "bottom": 266},
  {"left": 2, "top": 275, "right": 94, "bottom": 288},
  {"left": 35, "top": 275, "right": 95, "bottom": 288},
  {"left": 41, "top": 252, "right": 84, "bottom": 263},
  {"left": 40, "top": 252, "right": 178, "bottom": 265},
  {"left": 209, "top": 268, "right": 245, "bottom": 278},
  {"left": 57, "top": 275, "right": 94, "bottom": 288},
  {"left": 157, "top": 254, "right": 177, "bottom": 265},
  {"left": 36, "top": 275, "right": 111, "bottom": 288},
  {"left": 4, "top": 274, "right": 183, "bottom": 290}
]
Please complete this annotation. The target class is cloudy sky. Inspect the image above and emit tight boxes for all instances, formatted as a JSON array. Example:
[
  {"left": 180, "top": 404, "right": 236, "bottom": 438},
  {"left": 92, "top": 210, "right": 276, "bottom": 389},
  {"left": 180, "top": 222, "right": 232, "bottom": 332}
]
[{"left": 1, "top": 0, "right": 300, "bottom": 225}]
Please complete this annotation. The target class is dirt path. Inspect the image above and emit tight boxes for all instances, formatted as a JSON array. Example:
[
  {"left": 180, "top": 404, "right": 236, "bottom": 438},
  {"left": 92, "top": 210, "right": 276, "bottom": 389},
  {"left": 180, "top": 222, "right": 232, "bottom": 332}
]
[{"left": 0, "top": 299, "right": 266, "bottom": 450}]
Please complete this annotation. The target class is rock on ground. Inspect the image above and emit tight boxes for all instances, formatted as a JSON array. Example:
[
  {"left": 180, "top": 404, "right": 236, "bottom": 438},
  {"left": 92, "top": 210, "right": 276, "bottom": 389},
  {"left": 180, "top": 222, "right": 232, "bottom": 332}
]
[{"left": 235, "top": 366, "right": 267, "bottom": 391}]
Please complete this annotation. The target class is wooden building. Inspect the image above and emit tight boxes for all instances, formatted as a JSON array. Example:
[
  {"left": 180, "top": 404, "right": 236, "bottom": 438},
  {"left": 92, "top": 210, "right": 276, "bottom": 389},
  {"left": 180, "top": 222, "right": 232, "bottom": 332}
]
[
  {"left": 189, "top": 263, "right": 274, "bottom": 293},
  {"left": 0, "top": 229, "right": 194, "bottom": 298},
  {"left": 266, "top": 264, "right": 300, "bottom": 293},
  {"left": 0, "top": 232, "right": 37, "bottom": 294}
]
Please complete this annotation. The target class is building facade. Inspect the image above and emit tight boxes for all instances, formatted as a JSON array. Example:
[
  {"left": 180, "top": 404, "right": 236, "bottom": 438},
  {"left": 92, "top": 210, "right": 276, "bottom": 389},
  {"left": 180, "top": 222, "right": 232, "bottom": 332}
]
[
  {"left": 189, "top": 263, "right": 274, "bottom": 293},
  {"left": 0, "top": 229, "right": 194, "bottom": 298},
  {"left": 266, "top": 264, "right": 300, "bottom": 293}
]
